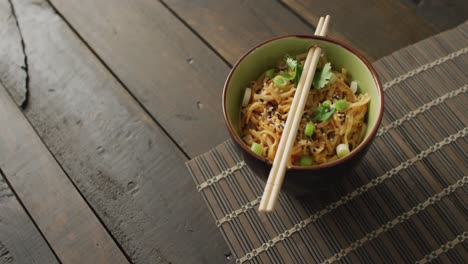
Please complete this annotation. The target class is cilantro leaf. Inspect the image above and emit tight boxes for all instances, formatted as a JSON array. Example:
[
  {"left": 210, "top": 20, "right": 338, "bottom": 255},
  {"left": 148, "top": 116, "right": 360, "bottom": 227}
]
[
  {"left": 309, "top": 103, "right": 336, "bottom": 122},
  {"left": 283, "top": 56, "right": 303, "bottom": 86},
  {"left": 286, "top": 56, "right": 298, "bottom": 70},
  {"left": 313, "top": 62, "right": 332, "bottom": 89},
  {"left": 315, "top": 107, "right": 335, "bottom": 122},
  {"left": 311, "top": 107, "right": 320, "bottom": 115},
  {"left": 295, "top": 65, "right": 303, "bottom": 86}
]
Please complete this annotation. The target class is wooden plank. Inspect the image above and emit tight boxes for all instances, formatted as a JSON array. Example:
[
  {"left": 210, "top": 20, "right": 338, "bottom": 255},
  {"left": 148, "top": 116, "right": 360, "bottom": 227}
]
[
  {"left": 1, "top": 0, "right": 233, "bottom": 263},
  {"left": 0, "top": 81, "right": 129, "bottom": 263},
  {"left": 400, "top": 0, "right": 468, "bottom": 31},
  {"left": 161, "top": 0, "right": 314, "bottom": 64},
  {"left": 45, "top": 0, "right": 436, "bottom": 155},
  {"left": 0, "top": 170, "right": 58, "bottom": 264},
  {"left": 281, "top": 0, "right": 436, "bottom": 60},
  {"left": 0, "top": 0, "right": 27, "bottom": 107},
  {"left": 49, "top": 0, "right": 233, "bottom": 157}
]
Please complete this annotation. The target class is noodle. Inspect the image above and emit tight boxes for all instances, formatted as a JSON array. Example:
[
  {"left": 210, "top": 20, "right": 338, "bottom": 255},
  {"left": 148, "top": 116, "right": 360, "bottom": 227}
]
[{"left": 240, "top": 53, "right": 370, "bottom": 166}]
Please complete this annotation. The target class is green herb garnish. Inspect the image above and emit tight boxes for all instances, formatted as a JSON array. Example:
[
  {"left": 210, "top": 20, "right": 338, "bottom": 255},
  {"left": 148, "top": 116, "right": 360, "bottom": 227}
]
[
  {"left": 313, "top": 62, "right": 333, "bottom": 89},
  {"left": 304, "top": 122, "right": 314, "bottom": 137},
  {"left": 286, "top": 56, "right": 298, "bottom": 69},
  {"left": 335, "top": 99, "right": 348, "bottom": 111},
  {"left": 280, "top": 70, "right": 295, "bottom": 80},
  {"left": 251, "top": 143, "right": 264, "bottom": 156},
  {"left": 336, "top": 143, "right": 350, "bottom": 158},
  {"left": 294, "top": 64, "right": 303, "bottom": 86},
  {"left": 310, "top": 102, "right": 336, "bottom": 122},
  {"left": 265, "top": 68, "right": 275, "bottom": 79},
  {"left": 299, "top": 156, "right": 313, "bottom": 166},
  {"left": 273, "top": 75, "right": 288, "bottom": 89},
  {"left": 282, "top": 56, "right": 303, "bottom": 86}
]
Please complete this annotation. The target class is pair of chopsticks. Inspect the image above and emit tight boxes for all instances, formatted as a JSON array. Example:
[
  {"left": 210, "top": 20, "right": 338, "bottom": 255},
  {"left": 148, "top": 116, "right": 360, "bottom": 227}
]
[{"left": 258, "top": 15, "right": 331, "bottom": 212}]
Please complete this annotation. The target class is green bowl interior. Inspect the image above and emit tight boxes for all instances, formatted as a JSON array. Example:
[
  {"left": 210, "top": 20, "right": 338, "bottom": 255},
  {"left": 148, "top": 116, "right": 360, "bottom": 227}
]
[{"left": 225, "top": 36, "right": 382, "bottom": 149}]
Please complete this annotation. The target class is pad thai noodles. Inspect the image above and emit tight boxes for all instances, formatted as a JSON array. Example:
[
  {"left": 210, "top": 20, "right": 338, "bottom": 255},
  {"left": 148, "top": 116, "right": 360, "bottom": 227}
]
[{"left": 240, "top": 52, "right": 370, "bottom": 166}]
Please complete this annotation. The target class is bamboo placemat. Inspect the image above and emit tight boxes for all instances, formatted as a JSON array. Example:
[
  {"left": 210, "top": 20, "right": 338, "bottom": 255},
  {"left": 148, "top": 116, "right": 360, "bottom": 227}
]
[{"left": 186, "top": 21, "right": 468, "bottom": 263}]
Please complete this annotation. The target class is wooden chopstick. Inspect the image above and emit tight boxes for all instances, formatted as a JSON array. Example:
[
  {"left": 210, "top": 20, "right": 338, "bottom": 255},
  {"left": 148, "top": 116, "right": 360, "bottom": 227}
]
[
  {"left": 258, "top": 15, "right": 331, "bottom": 212},
  {"left": 266, "top": 16, "right": 331, "bottom": 211},
  {"left": 258, "top": 17, "right": 325, "bottom": 212},
  {"left": 257, "top": 17, "right": 325, "bottom": 212}
]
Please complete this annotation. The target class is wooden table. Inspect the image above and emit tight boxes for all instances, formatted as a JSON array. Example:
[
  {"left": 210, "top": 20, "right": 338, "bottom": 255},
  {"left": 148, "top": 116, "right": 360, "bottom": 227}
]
[{"left": 0, "top": 0, "right": 466, "bottom": 263}]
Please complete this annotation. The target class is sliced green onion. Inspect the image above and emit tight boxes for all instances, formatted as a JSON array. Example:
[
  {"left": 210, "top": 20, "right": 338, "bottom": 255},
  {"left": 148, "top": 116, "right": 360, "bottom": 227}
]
[
  {"left": 335, "top": 99, "right": 348, "bottom": 111},
  {"left": 299, "top": 156, "right": 313, "bottom": 166},
  {"left": 350, "top": 81, "right": 358, "bottom": 94},
  {"left": 322, "top": 100, "right": 332, "bottom": 108},
  {"left": 242, "top": 87, "right": 252, "bottom": 107},
  {"left": 336, "top": 143, "right": 350, "bottom": 158},
  {"left": 304, "top": 122, "right": 314, "bottom": 137},
  {"left": 280, "top": 70, "right": 295, "bottom": 80},
  {"left": 251, "top": 143, "right": 264, "bottom": 156},
  {"left": 273, "top": 75, "right": 288, "bottom": 89},
  {"left": 265, "top": 68, "right": 275, "bottom": 79}
]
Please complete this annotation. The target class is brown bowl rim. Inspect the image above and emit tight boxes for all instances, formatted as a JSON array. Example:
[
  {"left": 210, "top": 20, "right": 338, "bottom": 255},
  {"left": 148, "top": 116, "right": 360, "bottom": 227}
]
[{"left": 222, "top": 34, "right": 384, "bottom": 171}]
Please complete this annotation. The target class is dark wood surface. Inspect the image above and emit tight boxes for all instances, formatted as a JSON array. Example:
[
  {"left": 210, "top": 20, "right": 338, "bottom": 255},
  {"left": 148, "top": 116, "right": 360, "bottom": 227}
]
[
  {"left": 0, "top": 0, "right": 231, "bottom": 263},
  {"left": 162, "top": 0, "right": 314, "bottom": 65},
  {"left": 0, "top": 0, "right": 465, "bottom": 263},
  {"left": 282, "top": 0, "right": 436, "bottom": 61},
  {"left": 49, "top": 0, "right": 231, "bottom": 157},
  {"left": 0, "top": 81, "right": 128, "bottom": 263}
]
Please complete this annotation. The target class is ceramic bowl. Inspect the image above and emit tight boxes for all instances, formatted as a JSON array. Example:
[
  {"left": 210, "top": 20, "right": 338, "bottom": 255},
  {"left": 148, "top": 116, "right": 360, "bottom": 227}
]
[{"left": 223, "top": 35, "right": 384, "bottom": 195}]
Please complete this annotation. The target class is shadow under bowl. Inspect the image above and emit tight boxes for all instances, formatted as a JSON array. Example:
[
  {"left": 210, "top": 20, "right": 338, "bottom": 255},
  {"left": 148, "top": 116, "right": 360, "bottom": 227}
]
[{"left": 223, "top": 35, "right": 384, "bottom": 196}]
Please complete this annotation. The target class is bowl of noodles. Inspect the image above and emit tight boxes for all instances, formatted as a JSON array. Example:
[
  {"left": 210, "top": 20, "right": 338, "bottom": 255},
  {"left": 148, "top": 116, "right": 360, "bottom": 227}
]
[{"left": 223, "top": 35, "right": 383, "bottom": 195}]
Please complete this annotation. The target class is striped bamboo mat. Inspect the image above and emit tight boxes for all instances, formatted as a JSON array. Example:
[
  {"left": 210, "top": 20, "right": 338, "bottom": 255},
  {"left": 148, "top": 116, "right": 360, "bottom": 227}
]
[{"left": 186, "top": 21, "right": 468, "bottom": 263}]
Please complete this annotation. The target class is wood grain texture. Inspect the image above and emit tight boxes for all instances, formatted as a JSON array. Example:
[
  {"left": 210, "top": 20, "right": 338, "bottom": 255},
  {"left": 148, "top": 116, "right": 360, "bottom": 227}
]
[
  {"left": 0, "top": 81, "right": 128, "bottom": 263},
  {"left": 0, "top": 171, "right": 58, "bottom": 264},
  {"left": 49, "top": 0, "right": 232, "bottom": 157},
  {"left": 0, "top": 0, "right": 27, "bottom": 107},
  {"left": 400, "top": 0, "right": 468, "bottom": 31},
  {"left": 162, "top": 0, "right": 314, "bottom": 64},
  {"left": 2, "top": 0, "right": 233, "bottom": 263},
  {"left": 281, "top": 0, "right": 436, "bottom": 60}
]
